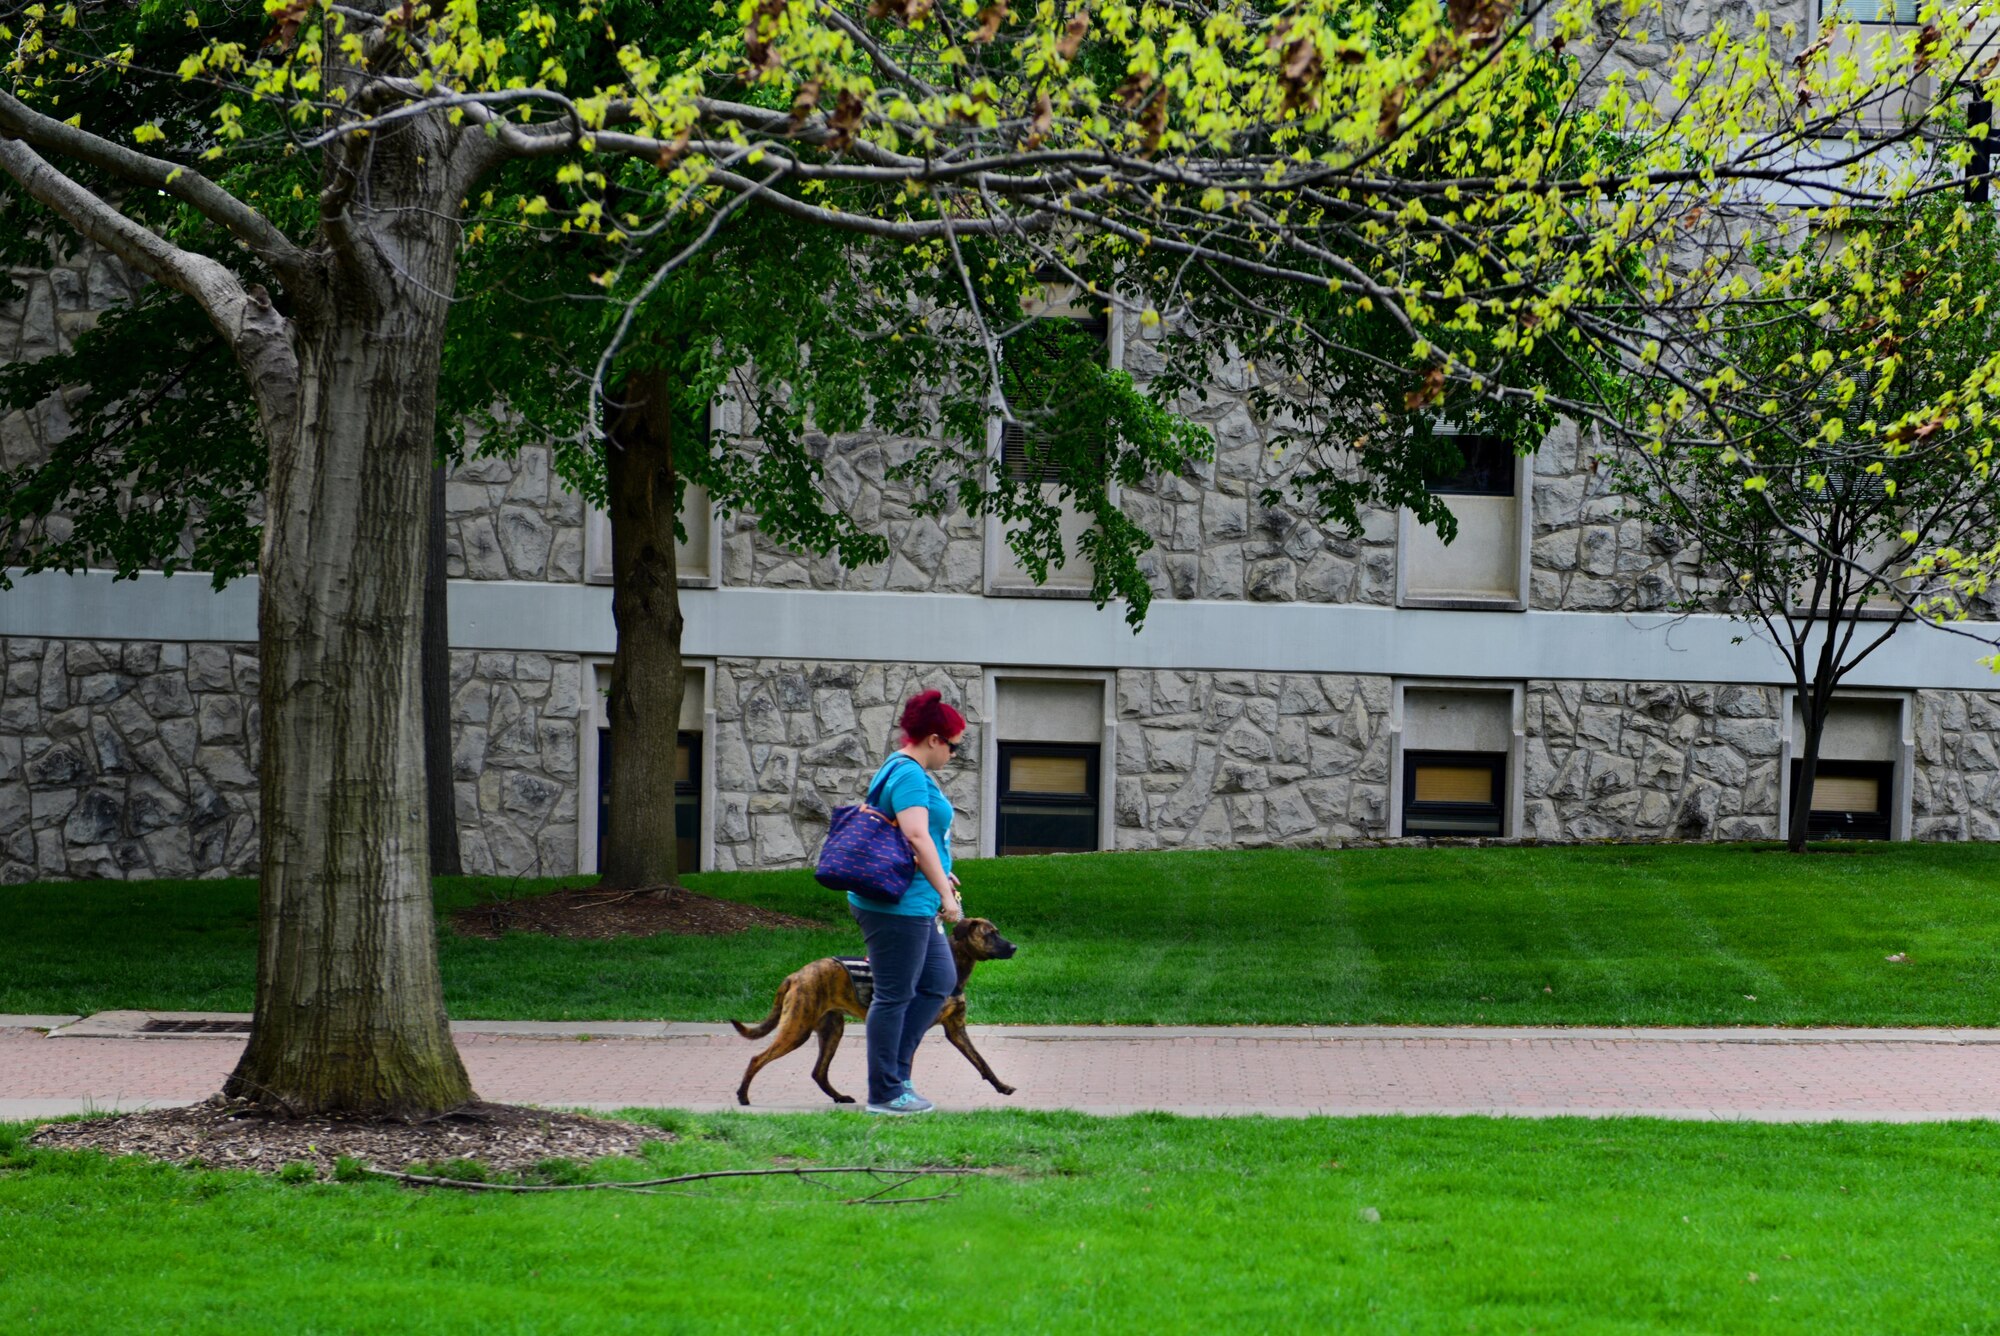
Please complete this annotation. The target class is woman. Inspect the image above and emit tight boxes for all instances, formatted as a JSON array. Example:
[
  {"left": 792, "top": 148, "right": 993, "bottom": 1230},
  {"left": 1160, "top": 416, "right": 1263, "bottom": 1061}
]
[{"left": 850, "top": 689, "right": 966, "bottom": 1115}]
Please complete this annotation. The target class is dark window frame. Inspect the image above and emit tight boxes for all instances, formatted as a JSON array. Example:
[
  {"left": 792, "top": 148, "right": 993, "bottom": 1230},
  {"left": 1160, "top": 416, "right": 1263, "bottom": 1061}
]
[
  {"left": 1402, "top": 749, "right": 1508, "bottom": 837},
  {"left": 1789, "top": 757, "right": 1894, "bottom": 841},
  {"left": 596, "top": 727, "right": 703, "bottom": 873},
  {"left": 1423, "top": 435, "right": 1516, "bottom": 498},
  {"left": 996, "top": 740, "right": 1101, "bottom": 857}
]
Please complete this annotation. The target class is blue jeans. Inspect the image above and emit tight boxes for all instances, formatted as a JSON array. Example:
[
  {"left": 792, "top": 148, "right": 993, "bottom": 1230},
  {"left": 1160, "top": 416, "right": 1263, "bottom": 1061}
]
[{"left": 851, "top": 906, "right": 956, "bottom": 1105}]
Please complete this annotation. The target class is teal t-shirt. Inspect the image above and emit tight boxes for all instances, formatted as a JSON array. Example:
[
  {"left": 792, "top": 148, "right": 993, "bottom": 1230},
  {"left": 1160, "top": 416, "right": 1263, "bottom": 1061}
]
[{"left": 847, "top": 754, "right": 951, "bottom": 918}]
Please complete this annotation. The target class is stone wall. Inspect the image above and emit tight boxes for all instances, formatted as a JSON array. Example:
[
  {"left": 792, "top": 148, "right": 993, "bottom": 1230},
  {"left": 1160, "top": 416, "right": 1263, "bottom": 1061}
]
[
  {"left": 1527, "top": 422, "right": 1700, "bottom": 614},
  {"left": 0, "top": 637, "right": 260, "bottom": 883},
  {"left": 13, "top": 634, "right": 2000, "bottom": 885},
  {"left": 0, "top": 638, "right": 586, "bottom": 883},
  {"left": 1113, "top": 670, "right": 1394, "bottom": 850},
  {"left": 1912, "top": 691, "right": 2000, "bottom": 842},
  {"left": 1, "top": 253, "right": 137, "bottom": 365},
  {"left": 1, "top": 253, "right": 144, "bottom": 560},
  {"left": 708, "top": 659, "right": 983, "bottom": 871},
  {"left": 449, "top": 651, "right": 586, "bottom": 876},
  {"left": 1524, "top": 680, "right": 1783, "bottom": 843},
  {"left": 720, "top": 433, "right": 987, "bottom": 595},
  {"left": 443, "top": 445, "right": 586, "bottom": 583}
]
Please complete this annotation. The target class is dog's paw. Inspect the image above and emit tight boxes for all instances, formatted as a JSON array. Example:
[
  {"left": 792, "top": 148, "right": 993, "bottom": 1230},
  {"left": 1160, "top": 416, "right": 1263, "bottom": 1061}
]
[
  {"left": 997, "top": 1084, "right": 1016, "bottom": 1096},
  {"left": 834, "top": 1094, "right": 855, "bottom": 1104},
  {"left": 736, "top": 1093, "right": 751, "bottom": 1106}
]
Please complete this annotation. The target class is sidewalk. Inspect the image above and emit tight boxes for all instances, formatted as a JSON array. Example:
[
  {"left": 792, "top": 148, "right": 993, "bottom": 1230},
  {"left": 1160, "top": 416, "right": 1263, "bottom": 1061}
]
[{"left": 7, "top": 1013, "right": 2000, "bottom": 1122}]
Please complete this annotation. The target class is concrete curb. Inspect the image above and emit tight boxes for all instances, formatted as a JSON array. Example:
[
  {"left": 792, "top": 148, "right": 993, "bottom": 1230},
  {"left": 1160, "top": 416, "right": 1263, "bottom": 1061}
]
[
  {"left": 7, "top": 1097, "right": 1998, "bottom": 1124},
  {"left": 0, "top": 1098, "right": 181, "bottom": 1120},
  {"left": 0, "top": 1015, "right": 81, "bottom": 1032},
  {"left": 20, "top": 1013, "right": 2000, "bottom": 1045}
]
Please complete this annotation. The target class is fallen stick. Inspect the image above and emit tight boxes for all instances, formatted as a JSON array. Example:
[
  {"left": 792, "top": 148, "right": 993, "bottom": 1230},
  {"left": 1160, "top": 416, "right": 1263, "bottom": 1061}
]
[{"left": 372, "top": 1165, "right": 982, "bottom": 1194}]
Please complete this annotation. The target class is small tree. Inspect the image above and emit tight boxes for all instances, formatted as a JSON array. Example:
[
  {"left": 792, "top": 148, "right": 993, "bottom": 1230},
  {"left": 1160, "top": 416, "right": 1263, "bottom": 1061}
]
[{"left": 1613, "top": 200, "right": 2000, "bottom": 851}]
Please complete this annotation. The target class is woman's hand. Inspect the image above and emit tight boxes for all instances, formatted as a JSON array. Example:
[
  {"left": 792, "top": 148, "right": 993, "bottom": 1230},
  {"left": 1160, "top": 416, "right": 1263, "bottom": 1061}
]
[{"left": 940, "top": 883, "right": 964, "bottom": 924}]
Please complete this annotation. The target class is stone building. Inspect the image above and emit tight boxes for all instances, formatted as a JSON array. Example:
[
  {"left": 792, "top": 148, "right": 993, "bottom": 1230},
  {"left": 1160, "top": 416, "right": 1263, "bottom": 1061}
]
[{"left": 5, "top": 0, "right": 1998, "bottom": 883}]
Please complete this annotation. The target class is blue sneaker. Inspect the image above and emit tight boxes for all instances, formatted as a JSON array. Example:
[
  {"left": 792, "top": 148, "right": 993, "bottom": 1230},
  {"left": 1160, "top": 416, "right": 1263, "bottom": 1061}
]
[{"left": 866, "top": 1090, "right": 935, "bottom": 1115}]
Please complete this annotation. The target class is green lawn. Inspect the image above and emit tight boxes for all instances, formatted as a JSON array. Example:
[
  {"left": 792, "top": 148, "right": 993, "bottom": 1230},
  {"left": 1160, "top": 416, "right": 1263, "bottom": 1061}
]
[
  {"left": 5, "top": 842, "right": 2000, "bottom": 1025},
  {"left": 3, "top": 1111, "right": 1997, "bottom": 1332}
]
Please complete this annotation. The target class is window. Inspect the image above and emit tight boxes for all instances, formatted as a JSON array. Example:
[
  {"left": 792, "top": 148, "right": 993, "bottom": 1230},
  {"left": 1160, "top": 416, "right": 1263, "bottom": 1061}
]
[
  {"left": 1001, "top": 300, "right": 1110, "bottom": 477},
  {"left": 1789, "top": 759, "right": 1892, "bottom": 840},
  {"left": 1400, "top": 435, "right": 1526, "bottom": 606},
  {"left": 989, "top": 288, "right": 1114, "bottom": 594},
  {"left": 1813, "top": 2, "right": 1931, "bottom": 131},
  {"left": 1785, "top": 694, "right": 1904, "bottom": 843},
  {"left": 1423, "top": 435, "right": 1515, "bottom": 497},
  {"left": 583, "top": 403, "right": 717, "bottom": 586},
  {"left": 596, "top": 728, "right": 702, "bottom": 873},
  {"left": 996, "top": 742, "right": 1101, "bottom": 856},
  {"left": 1820, "top": 1, "right": 1918, "bottom": 21},
  {"left": 1402, "top": 750, "right": 1507, "bottom": 836}
]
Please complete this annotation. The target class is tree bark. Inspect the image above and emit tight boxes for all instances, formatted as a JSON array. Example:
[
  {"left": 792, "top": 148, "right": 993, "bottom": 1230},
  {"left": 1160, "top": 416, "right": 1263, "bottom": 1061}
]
[
  {"left": 423, "top": 462, "right": 463, "bottom": 877},
  {"left": 225, "top": 127, "right": 474, "bottom": 1117},
  {"left": 1789, "top": 690, "right": 1829, "bottom": 855},
  {"left": 598, "top": 367, "right": 688, "bottom": 890}
]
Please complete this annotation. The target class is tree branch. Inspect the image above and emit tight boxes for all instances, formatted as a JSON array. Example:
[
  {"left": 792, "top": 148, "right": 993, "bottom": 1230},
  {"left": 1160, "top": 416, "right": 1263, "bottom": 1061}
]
[
  {"left": 0, "top": 89, "right": 314, "bottom": 293},
  {"left": 0, "top": 138, "right": 300, "bottom": 451}
]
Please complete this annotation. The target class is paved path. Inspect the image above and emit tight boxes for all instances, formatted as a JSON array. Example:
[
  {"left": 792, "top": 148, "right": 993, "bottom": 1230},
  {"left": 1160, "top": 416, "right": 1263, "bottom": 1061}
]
[{"left": 8, "top": 1014, "right": 2000, "bottom": 1122}]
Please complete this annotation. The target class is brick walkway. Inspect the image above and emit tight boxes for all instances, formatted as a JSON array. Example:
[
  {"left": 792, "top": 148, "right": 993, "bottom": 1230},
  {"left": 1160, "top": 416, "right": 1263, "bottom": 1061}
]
[{"left": 8, "top": 1015, "right": 2000, "bottom": 1121}]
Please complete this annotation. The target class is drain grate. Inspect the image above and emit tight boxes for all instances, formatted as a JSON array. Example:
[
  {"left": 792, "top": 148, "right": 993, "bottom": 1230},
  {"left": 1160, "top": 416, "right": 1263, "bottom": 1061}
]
[{"left": 140, "top": 1019, "right": 252, "bottom": 1034}]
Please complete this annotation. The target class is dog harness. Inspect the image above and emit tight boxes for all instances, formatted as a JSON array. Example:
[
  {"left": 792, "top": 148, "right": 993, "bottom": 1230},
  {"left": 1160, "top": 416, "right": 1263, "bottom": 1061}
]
[
  {"left": 835, "top": 957, "right": 875, "bottom": 1011},
  {"left": 836, "top": 951, "right": 968, "bottom": 1011}
]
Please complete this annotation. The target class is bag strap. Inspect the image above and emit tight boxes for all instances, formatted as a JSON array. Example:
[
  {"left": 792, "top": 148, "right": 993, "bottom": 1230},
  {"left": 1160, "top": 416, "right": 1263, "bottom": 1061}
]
[{"left": 865, "top": 754, "right": 921, "bottom": 811}]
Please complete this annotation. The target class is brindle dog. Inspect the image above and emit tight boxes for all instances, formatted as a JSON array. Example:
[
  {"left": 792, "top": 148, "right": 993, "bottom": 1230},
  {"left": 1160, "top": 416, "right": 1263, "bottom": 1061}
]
[{"left": 731, "top": 917, "right": 1019, "bottom": 1105}]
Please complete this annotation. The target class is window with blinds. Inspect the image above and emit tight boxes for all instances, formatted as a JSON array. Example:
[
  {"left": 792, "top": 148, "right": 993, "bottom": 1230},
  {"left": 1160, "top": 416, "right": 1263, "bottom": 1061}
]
[
  {"left": 1791, "top": 758, "right": 1893, "bottom": 840},
  {"left": 1820, "top": 0, "right": 1919, "bottom": 20},
  {"left": 996, "top": 741, "right": 1100, "bottom": 856},
  {"left": 597, "top": 728, "right": 703, "bottom": 873},
  {"left": 998, "top": 307, "right": 1110, "bottom": 485},
  {"left": 1403, "top": 750, "right": 1507, "bottom": 836}
]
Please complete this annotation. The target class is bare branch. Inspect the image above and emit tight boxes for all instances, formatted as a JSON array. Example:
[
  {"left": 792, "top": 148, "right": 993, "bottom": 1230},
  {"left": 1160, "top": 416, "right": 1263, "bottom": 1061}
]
[
  {"left": 0, "top": 89, "right": 313, "bottom": 292},
  {"left": 588, "top": 161, "right": 789, "bottom": 443},
  {"left": 0, "top": 137, "right": 300, "bottom": 449}
]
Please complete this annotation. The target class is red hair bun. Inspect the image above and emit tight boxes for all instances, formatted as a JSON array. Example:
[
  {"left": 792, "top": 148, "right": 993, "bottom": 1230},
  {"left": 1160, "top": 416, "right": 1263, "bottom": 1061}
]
[{"left": 898, "top": 690, "right": 966, "bottom": 745}]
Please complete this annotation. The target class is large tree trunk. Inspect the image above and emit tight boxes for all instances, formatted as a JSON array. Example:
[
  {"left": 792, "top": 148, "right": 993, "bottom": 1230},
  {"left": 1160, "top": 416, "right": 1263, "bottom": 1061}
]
[
  {"left": 598, "top": 367, "right": 688, "bottom": 890},
  {"left": 226, "top": 133, "right": 474, "bottom": 1117},
  {"left": 423, "top": 461, "right": 463, "bottom": 877}
]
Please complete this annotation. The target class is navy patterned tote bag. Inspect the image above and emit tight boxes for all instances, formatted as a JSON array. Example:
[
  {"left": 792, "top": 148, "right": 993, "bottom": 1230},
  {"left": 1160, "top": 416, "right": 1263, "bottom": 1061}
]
[{"left": 814, "top": 756, "right": 919, "bottom": 902}]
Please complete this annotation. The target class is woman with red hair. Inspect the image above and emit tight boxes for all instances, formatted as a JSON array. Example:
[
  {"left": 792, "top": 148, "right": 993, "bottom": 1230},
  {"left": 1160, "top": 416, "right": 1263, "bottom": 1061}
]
[{"left": 848, "top": 689, "right": 967, "bottom": 1115}]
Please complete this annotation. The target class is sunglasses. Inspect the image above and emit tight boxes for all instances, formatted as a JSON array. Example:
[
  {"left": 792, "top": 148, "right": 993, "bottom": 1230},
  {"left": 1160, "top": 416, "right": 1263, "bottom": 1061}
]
[{"left": 942, "top": 738, "right": 964, "bottom": 755}]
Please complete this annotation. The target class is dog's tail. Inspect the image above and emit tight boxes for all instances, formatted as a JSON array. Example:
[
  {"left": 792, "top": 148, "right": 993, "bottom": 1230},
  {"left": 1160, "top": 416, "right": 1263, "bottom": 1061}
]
[{"left": 730, "top": 982, "right": 787, "bottom": 1039}]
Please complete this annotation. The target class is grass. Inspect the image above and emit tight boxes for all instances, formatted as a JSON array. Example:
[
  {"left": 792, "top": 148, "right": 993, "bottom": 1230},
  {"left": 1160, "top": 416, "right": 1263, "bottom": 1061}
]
[
  {"left": 5, "top": 842, "right": 2000, "bottom": 1026},
  {"left": 2, "top": 1111, "right": 1998, "bottom": 1332}
]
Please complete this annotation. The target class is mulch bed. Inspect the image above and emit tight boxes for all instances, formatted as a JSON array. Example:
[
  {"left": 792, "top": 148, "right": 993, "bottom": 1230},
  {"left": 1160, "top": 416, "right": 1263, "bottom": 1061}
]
[
  {"left": 450, "top": 884, "right": 825, "bottom": 940},
  {"left": 29, "top": 1100, "right": 666, "bottom": 1177}
]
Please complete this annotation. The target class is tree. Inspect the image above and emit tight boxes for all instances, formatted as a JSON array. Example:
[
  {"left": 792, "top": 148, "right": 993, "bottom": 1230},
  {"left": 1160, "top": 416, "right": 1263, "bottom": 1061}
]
[
  {"left": 444, "top": 197, "right": 1205, "bottom": 887},
  {"left": 2, "top": 0, "right": 1978, "bottom": 1115},
  {"left": 1612, "top": 198, "right": 2000, "bottom": 852}
]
